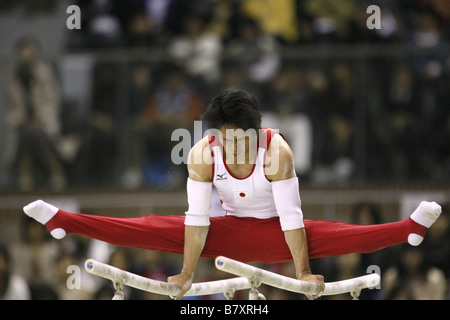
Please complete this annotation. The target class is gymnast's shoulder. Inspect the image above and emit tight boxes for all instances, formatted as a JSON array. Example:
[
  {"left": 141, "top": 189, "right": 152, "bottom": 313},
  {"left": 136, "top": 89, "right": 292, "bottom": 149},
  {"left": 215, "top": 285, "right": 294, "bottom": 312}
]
[{"left": 187, "top": 136, "right": 213, "bottom": 182}]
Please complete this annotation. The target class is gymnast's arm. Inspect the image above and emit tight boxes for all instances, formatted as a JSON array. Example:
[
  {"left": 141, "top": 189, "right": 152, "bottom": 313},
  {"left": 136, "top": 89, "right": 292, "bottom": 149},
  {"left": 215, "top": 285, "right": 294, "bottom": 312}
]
[
  {"left": 266, "top": 134, "right": 325, "bottom": 298},
  {"left": 168, "top": 137, "right": 212, "bottom": 299}
]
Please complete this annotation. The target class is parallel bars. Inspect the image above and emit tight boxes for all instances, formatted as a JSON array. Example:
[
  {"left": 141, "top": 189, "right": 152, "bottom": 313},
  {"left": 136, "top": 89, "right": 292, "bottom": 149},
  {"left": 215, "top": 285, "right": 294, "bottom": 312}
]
[{"left": 85, "top": 256, "right": 380, "bottom": 300}]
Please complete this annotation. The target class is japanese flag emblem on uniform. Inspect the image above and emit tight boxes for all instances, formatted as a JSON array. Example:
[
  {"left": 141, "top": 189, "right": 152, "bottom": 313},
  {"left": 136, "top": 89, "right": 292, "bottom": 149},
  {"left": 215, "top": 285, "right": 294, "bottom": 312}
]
[{"left": 235, "top": 191, "right": 250, "bottom": 199}]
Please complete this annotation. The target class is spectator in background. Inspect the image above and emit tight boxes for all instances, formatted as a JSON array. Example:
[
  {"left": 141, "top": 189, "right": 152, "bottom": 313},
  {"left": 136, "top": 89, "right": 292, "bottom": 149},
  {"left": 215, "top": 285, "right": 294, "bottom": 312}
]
[
  {"left": 123, "top": 66, "right": 203, "bottom": 189},
  {"left": 141, "top": 66, "right": 203, "bottom": 132},
  {"left": 5, "top": 37, "right": 66, "bottom": 191},
  {"left": 10, "top": 215, "right": 60, "bottom": 295},
  {"left": 377, "top": 66, "right": 419, "bottom": 180},
  {"left": 140, "top": 0, "right": 174, "bottom": 36},
  {"left": 365, "top": 64, "right": 419, "bottom": 181},
  {"left": 209, "top": 0, "right": 249, "bottom": 44},
  {"left": 410, "top": 12, "right": 444, "bottom": 48},
  {"left": 311, "top": 113, "right": 355, "bottom": 185},
  {"left": 75, "top": 0, "right": 126, "bottom": 48},
  {"left": 126, "top": 13, "right": 160, "bottom": 48},
  {"left": 302, "top": 0, "right": 359, "bottom": 43},
  {"left": 306, "top": 68, "right": 335, "bottom": 121},
  {"left": 128, "top": 63, "right": 155, "bottom": 117},
  {"left": 240, "top": 0, "right": 300, "bottom": 43},
  {"left": 431, "top": 64, "right": 450, "bottom": 181},
  {"left": 228, "top": 18, "right": 280, "bottom": 103},
  {"left": 327, "top": 62, "right": 356, "bottom": 117},
  {"left": 407, "top": 12, "right": 446, "bottom": 180},
  {"left": 168, "top": 14, "right": 223, "bottom": 91},
  {"left": 120, "top": 63, "right": 154, "bottom": 189},
  {"left": 382, "top": 246, "right": 447, "bottom": 300},
  {"left": 421, "top": 204, "right": 450, "bottom": 280},
  {"left": 0, "top": 245, "right": 31, "bottom": 300},
  {"left": 126, "top": 13, "right": 165, "bottom": 50},
  {"left": 262, "top": 66, "right": 314, "bottom": 176},
  {"left": 74, "top": 61, "right": 120, "bottom": 187},
  {"left": 269, "top": 66, "right": 311, "bottom": 116}
]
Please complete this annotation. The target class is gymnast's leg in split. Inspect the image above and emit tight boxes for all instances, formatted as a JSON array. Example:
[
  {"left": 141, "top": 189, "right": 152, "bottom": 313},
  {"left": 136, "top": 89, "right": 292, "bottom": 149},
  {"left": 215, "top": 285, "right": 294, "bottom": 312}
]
[{"left": 23, "top": 200, "right": 441, "bottom": 264}]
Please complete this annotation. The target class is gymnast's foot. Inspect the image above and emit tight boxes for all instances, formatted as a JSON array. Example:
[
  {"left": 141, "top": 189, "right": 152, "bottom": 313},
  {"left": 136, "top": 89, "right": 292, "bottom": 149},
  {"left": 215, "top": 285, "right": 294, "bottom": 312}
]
[
  {"left": 408, "top": 201, "right": 441, "bottom": 246},
  {"left": 23, "top": 200, "right": 66, "bottom": 239}
]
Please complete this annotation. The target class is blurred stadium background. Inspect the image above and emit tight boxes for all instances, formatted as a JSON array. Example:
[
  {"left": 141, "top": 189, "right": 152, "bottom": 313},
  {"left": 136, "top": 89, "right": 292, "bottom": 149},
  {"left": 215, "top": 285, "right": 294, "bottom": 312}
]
[{"left": 0, "top": 0, "right": 449, "bottom": 300}]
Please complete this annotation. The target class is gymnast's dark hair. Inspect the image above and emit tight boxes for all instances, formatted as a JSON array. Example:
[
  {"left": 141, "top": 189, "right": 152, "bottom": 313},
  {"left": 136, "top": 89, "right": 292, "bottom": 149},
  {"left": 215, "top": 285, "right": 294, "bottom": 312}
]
[{"left": 202, "top": 90, "right": 262, "bottom": 131}]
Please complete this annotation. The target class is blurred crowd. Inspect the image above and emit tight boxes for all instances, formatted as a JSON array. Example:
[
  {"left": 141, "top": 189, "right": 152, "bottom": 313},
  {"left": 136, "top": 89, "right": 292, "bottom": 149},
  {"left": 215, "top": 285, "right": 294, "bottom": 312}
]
[
  {"left": 1, "top": 201, "right": 449, "bottom": 300},
  {"left": 0, "top": 0, "right": 450, "bottom": 301},
  {"left": 1, "top": 0, "right": 446, "bottom": 46},
  {"left": 0, "top": 0, "right": 449, "bottom": 191}
]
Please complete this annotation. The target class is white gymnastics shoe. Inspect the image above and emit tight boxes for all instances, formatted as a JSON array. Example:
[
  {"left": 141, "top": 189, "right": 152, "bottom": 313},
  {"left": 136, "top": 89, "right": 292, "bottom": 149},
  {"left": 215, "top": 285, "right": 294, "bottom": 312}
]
[
  {"left": 408, "top": 201, "right": 441, "bottom": 246},
  {"left": 23, "top": 200, "right": 66, "bottom": 239}
]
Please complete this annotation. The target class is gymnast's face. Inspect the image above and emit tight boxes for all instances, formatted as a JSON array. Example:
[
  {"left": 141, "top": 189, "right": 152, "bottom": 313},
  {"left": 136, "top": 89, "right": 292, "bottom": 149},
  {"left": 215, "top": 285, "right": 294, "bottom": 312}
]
[{"left": 218, "top": 124, "right": 258, "bottom": 164}]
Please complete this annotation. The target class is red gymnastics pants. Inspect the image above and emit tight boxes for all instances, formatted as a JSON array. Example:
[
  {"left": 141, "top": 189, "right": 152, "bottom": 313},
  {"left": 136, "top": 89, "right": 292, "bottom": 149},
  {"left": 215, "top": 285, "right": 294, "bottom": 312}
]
[{"left": 45, "top": 210, "right": 427, "bottom": 264}]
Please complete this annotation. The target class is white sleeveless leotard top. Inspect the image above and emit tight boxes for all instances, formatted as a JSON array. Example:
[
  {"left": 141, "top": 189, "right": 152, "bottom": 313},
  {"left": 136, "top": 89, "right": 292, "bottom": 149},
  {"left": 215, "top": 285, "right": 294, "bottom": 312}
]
[{"left": 209, "top": 128, "right": 280, "bottom": 219}]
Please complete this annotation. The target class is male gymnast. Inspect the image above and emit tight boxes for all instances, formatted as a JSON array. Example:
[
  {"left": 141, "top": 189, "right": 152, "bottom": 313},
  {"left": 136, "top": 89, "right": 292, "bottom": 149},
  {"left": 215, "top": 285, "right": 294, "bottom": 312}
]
[{"left": 23, "top": 90, "right": 442, "bottom": 299}]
